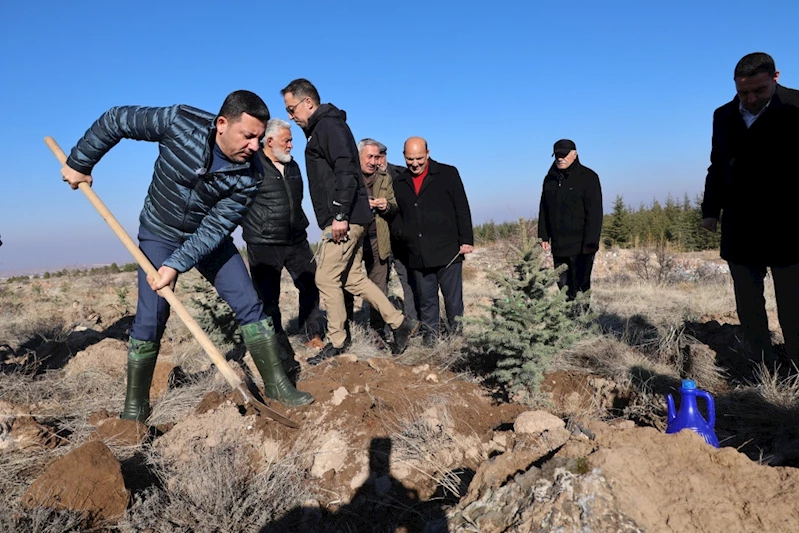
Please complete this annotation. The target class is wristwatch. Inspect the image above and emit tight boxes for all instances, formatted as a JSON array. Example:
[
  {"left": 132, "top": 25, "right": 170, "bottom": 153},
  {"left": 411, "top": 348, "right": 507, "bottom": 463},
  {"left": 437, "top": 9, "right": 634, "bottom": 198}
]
[{"left": 334, "top": 213, "right": 348, "bottom": 222}]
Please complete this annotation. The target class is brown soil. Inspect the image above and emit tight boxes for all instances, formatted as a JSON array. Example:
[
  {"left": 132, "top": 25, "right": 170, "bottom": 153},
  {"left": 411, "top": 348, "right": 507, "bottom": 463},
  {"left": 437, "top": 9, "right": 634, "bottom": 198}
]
[
  {"left": 89, "top": 419, "right": 148, "bottom": 447},
  {"left": 582, "top": 420, "right": 799, "bottom": 531},
  {"left": 22, "top": 440, "right": 129, "bottom": 524},
  {"left": 198, "top": 356, "right": 526, "bottom": 504}
]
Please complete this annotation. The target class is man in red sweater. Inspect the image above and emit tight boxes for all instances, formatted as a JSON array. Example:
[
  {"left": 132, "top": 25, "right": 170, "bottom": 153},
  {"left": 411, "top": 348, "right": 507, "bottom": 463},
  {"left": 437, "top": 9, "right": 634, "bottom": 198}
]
[{"left": 392, "top": 137, "right": 474, "bottom": 344}]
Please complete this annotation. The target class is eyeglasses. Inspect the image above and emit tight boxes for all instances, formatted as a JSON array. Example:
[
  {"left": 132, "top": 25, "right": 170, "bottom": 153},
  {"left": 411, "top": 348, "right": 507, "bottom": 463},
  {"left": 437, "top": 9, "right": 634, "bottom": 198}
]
[{"left": 286, "top": 97, "right": 307, "bottom": 116}]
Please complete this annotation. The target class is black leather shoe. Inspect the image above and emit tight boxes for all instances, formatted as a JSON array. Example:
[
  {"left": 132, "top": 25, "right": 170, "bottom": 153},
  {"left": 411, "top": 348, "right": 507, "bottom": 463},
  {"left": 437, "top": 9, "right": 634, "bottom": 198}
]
[
  {"left": 392, "top": 316, "right": 420, "bottom": 355},
  {"left": 308, "top": 340, "right": 351, "bottom": 366}
]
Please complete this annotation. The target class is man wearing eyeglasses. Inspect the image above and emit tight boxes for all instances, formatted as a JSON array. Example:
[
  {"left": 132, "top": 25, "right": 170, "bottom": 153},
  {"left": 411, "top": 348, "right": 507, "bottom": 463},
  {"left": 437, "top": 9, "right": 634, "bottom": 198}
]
[
  {"left": 538, "top": 139, "right": 603, "bottom": 306},
  {"left": 702, "top": 52, "right": 799, "bottom": 365},
  {"left": 281, "top": 79, "right": 419, "bottom": 363}
]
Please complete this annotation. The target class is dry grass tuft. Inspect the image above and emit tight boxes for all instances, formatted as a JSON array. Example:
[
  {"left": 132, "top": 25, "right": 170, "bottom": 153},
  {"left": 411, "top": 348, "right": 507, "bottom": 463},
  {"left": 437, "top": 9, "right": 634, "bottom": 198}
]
[
  {"left": 0, "top": 503, "right": 90, "bottom": 533},
  {"left": 120, "top": 443, "right": 311, "bottom": 533},
  {"left": 749, "top": 362, "right": 799, "bottom": 408},
  {"left": 397, "top": 333, "right": 468, "bottom": 371},
  {"left": 380, "top": 395, "right": 467, "bottom": 498}
]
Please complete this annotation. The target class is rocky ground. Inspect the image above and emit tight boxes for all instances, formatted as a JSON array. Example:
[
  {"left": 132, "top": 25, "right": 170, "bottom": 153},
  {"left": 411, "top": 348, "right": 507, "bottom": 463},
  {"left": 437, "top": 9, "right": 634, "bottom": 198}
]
[{"left": 2, "top": 244, "right": 799, "bottom": 532}]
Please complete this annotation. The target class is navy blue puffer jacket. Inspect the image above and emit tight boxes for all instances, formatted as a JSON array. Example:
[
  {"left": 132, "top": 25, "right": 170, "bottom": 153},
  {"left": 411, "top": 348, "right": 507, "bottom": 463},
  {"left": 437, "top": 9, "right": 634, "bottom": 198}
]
[{"left": 66, "top": 105, "right": 263, "bottom": 272}]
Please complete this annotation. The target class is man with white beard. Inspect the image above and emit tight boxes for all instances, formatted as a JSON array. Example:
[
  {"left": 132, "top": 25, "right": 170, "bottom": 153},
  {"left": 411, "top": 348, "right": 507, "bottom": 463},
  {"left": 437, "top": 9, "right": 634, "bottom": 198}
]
[{"left": 242, "top": 119, "right": 324, "bottom": 380}]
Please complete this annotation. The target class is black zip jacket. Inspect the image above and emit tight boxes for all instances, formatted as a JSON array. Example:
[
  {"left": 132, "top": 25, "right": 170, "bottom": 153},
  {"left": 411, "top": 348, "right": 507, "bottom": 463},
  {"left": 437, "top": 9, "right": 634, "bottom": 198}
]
[
  {"left": 241, "top": 151, "right": 309, "bottom": 246},
  {"left": 538, "top": 158, "right": 603, "bottom": 257},
  {"left": 302, "top": 103, "right": 373, "bottom": 229}
]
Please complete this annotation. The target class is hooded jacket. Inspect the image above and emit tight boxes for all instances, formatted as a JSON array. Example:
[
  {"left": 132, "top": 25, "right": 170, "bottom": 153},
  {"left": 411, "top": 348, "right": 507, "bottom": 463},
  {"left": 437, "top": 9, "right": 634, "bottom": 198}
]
[
  {"left": 241, "top": 151, "right": 309, "bottom": 246},
  {"left": 538, "top": 158, "right": 603, "bottom": 257},
  {"left": 301, "top": 103, "right": 373, "bottom": 229},
  {"left": 66, "top": 104, "right": 263, "bottom": 273}
]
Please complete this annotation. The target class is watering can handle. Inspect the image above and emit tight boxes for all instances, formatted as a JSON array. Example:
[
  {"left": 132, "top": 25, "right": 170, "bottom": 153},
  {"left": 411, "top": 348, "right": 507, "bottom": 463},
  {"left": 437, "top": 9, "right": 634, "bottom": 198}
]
[{"left": 697, "top": 390, "right": 716, "bottom": 428}]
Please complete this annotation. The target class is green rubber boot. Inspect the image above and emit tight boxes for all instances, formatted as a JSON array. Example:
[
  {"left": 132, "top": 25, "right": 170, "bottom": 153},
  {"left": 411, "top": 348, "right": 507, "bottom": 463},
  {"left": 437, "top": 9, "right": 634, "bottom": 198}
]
[
  {"left": 120, "top": 338, "right": 158, "bottom": 422},
  {"left": 241, "top": 319, "right": 314, "bottom": 407}
]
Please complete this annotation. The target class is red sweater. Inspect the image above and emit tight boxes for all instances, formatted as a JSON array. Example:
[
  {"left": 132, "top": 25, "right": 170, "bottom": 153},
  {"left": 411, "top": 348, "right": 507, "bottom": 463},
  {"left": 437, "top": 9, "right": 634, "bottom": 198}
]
[{"left": 412, "top": 163, "right": 430, "bottom": 195}]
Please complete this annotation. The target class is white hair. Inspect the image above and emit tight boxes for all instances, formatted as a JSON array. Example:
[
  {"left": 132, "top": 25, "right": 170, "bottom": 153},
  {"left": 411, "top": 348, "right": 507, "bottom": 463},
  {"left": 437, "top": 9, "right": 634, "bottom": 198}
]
[
  {"left": 357, "top": 138, "right": 381, "bottom": 154},
  {"left": 265, "top": 118, "right": 291, "bottom": 141}
]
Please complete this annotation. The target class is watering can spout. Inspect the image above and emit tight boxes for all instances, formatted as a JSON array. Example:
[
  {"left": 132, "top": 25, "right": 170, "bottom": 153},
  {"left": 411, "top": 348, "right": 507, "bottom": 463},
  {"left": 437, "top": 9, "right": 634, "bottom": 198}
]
[{"left": 666, "top": 394, "right": 676, "bottom": 424}]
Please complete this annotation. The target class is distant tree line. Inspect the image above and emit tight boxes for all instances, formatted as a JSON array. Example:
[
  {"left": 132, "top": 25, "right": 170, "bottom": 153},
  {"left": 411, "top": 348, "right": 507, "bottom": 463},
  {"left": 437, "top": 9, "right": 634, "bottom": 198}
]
[
  {"left": 603, "top": 193, "right": 720, "bottom": 251},
  {"left": 473, "top": 193, "right": 721, "bottom": 252},
  {"left": 5, "top": 262, "right": 138, "bottom": 283}
]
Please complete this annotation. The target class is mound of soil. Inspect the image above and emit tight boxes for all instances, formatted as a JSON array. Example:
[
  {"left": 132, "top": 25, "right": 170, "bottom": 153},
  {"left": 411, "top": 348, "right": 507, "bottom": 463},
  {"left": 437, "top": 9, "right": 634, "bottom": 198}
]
[
  {"left": 22, "top": 440, "right": 129, "bottom": 524},
  {"left": 66, "top": 338, "right": 179, "bottom": 398},
  {"left": 585, "top": 421, "right": 799, "bottom": 532},
  {"left": 90, "top": 419, "right": 148, "bottom": 447},
  {"left": 196, "top": 356, "right": 526, "bottom": 506}
]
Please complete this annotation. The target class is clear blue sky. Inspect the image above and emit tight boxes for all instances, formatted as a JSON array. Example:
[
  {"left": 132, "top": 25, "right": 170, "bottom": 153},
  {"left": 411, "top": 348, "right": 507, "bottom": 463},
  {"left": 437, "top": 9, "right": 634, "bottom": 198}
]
[{"left": 1, "top": 0, "right": 797, "bottom": 273}]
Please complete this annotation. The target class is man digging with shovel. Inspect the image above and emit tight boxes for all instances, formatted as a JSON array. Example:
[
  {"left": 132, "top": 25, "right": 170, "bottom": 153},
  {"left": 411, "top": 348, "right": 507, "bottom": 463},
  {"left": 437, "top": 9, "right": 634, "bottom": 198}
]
[{"left": 60, "top": 90, "right": 314, "bottom": 423}]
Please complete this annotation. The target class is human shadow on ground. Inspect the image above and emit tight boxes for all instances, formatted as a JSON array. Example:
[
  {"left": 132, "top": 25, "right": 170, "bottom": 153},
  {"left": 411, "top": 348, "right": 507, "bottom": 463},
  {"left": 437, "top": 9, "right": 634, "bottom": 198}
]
[
  {"left": 1, "top": 314, "right": 134, "bottom": 374},
  {"left": 260, "top": 436, "right": 449, "bottom": 533}
]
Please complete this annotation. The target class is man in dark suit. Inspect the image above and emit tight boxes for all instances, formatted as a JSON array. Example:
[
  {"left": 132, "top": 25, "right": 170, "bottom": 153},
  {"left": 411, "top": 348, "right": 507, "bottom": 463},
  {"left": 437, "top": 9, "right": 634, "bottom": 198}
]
[
  {"left": 393, "top": 137, "right": 473, "bottom": 343},
  {"left": 702, "top": 52, "right": 799, "bottom": 363}
]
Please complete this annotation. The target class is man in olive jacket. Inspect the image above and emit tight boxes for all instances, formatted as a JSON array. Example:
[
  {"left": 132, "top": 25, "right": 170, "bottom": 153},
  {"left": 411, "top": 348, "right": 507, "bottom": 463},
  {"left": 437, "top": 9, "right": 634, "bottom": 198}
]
[
  {"left": 701, "top": 52, "right": 799, "bottom": 363},
  {"left": 242, "top": 119, "right": 324, "bottom": 367},
  {"left": 538, "top": 139, "right": 603, "bottom": 303},
  {"left": 60, "top": 91, "right": 313, "bottom": 422},
  {"left": 281, "top": 79, "right": 419, "bottom": 363},
  {"left": 356, "top": 138, "right": 398, "bottom": 336},
  {"left": 393, "top": 137, "right": 474, "bottom": 342}
]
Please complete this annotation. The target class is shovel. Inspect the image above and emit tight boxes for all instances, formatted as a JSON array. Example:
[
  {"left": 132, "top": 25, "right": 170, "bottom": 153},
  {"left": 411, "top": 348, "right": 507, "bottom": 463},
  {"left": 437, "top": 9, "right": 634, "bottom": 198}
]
[{"left": 45, "top": 136, "right": 300, "bottom": 428}]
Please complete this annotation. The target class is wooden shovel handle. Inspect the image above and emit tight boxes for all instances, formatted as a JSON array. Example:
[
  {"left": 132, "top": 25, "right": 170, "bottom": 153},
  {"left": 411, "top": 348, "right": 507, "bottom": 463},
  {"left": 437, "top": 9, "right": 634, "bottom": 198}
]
[{"left": 44, "top": 136, "right": 244, "bottom": 389}]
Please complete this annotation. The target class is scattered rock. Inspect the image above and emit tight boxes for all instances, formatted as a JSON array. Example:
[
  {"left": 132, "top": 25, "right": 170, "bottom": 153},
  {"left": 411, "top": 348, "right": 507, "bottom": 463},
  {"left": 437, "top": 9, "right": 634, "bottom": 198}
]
[
  {"left": 260, "top": 438, "right": 281, "bottom": 463},
  {"left": 492, "top": 433, "right": 509, "bottom": 449},
  {"left": 311, "top": 430, "right": 348, "bottom": 478},
  {"left": 22, "top": 440, "right": 129, "bottom": 523},
  {"left": 514, "top": 410, "right": 565, "bottom": 435},
  {"left": 338, "top": 353, "right": 358, "bottom": 363},
  {"left": 451, "top": 467, "right": 642, "bottom": 533},
  {"left": 462, "top": 449, "right": 540, "bottom": 505},
  {"left": 412, "top": 364, "right": 430, "bottom": 375},
  {"left": 331, "top": 386, "right": 349, "bottom": 406},
  {"left": 425, "top": 373, "right": 439, "bottom": 383},
  {"left": 350, "top": 466, "right": 370, "bottom": 489}
]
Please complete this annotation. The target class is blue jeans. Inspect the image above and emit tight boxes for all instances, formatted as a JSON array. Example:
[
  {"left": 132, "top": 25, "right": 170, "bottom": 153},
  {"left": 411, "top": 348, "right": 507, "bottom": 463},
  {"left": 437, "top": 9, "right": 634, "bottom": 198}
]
[{"left": 130, "top": 226, "right": 266, "bottom": 343}]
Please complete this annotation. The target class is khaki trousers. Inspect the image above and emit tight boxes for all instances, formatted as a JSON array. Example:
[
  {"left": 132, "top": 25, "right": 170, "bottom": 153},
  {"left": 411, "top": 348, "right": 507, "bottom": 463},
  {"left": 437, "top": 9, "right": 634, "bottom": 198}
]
[{"left": 316, "top": 224, "right": 404, "bottom": 347}]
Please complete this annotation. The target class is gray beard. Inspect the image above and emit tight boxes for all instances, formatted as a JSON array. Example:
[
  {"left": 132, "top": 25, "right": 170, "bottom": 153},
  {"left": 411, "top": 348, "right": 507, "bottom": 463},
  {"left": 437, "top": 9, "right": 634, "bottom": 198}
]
[{"left": 273, "top": 148, "right": 291, "bottom": 164}]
